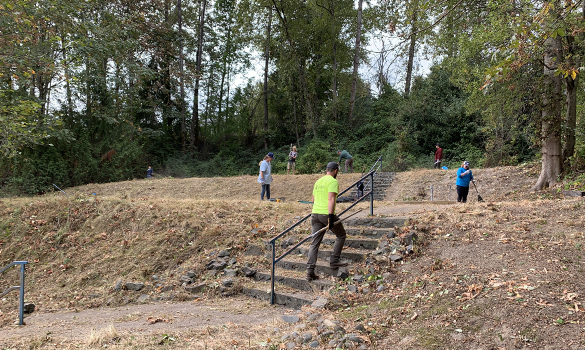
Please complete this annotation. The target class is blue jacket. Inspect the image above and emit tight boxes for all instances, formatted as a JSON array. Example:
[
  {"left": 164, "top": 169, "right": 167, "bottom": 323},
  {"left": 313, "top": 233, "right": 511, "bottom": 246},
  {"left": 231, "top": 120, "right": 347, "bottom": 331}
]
[{"left": 456, "top": 167, "right": 473, "bottom": 187}]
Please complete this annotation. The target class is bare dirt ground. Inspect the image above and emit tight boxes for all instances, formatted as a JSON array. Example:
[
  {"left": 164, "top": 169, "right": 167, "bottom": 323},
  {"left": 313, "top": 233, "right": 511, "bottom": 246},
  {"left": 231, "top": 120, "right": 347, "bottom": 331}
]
[
  {"left": 1, "top": 296, "right": 286, "bottom": 349},
  {"left": 1, "top": 165, "right": 585, "bottom": 349}
]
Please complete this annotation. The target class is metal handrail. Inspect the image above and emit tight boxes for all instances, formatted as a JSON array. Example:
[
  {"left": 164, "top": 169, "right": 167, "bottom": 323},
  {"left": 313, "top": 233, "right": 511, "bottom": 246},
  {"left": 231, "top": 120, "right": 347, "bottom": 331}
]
[
  {"left": 359, "top": 156, "right": 383, "bottom": 195},
  {"left": 0, "top": 261, "right": 28, "bottom": 325},
  {"left": 268, "top": 169, "right": 378, "bottom": 304}
]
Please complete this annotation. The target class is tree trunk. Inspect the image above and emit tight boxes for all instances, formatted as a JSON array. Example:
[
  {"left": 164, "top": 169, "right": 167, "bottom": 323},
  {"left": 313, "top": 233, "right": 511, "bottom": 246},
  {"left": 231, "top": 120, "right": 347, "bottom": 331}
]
[
  {"left": 348, "top": 0, "right": 363, "bottom": 123},
  {"left": 163, "top": 0, "right": 173, "bottom": 129},
  {"left": 563, "top": 73, "right": 577, "bottom": 165},
  {"left": 533, "top": 34, "right": 563, "bottom": 190},
  {"left": 298, "top": 62, "right": 316, "bottom": 137},
  {"left": 332, "top": 41, "right": 338, "bottom": 121},
  {"left": 191, "top": 0, "right": 207, "bottom": 152},
  {"left": 562, "top": 33, "right": 579, "bottom": 169},
  {"left": 177, "top": 0, "right": 187, "bottom": 152},
  {"left": 404, "top": 7, "right": 417, "bottom": 96},
  {"left": 218, "top": 23, "right": 232, "bottom": 138},
  {"left": 329, "top": 0, "right": 338, "bottom": 121},
  {"left": 289, "top": 76, "right": 300, "bottom": 146},
  {"left": 263, "top": 7, "right": 272, "bottom": 150}
]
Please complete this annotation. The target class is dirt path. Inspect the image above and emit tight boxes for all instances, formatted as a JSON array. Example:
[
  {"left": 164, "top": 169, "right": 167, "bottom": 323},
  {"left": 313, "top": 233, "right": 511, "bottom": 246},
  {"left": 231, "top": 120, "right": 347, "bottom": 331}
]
[{"left": 0, "top": 296, "right": 286, "bottom": 345}]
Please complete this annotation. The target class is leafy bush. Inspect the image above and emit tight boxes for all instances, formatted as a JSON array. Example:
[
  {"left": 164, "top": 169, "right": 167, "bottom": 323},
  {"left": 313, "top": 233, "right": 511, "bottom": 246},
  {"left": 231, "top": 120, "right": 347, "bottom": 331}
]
[{"left": 296, "top": 140, "right": 332, "bottom": 174}]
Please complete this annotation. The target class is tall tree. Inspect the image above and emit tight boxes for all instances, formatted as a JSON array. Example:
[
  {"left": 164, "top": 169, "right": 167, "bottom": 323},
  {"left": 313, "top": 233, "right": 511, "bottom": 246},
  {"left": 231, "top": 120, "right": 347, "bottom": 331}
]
[
  {"left": 192, "top": 0, "right": 208, "bottom": 151},
  {"left": 263, "top": 6, "right": 272, "bottom": 150},
  {"left": 348, "top": 0, "right": 363, "bottom": 123},
  {"left": 533, "top": 1, "right": 564, "bottom": 190}
]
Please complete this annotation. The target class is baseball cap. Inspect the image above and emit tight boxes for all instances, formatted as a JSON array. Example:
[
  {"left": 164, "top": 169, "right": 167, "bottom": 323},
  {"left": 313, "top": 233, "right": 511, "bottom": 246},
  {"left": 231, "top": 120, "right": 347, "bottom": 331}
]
[
  {"left": 464, "top": 161, "right": 470, "bottom": 166},
  {"left": 267, "top": 152, "right": 274, "bottom": 158},
  {"left": 326, "top": 162, "right": 339, "bottom": 170}
]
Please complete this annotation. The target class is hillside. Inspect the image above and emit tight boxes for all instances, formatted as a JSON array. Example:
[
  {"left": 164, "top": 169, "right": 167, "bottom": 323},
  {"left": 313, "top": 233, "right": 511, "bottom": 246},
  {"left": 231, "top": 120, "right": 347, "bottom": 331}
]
[{"left": 1, "top": 166, "right": 584, "bottom": 349}]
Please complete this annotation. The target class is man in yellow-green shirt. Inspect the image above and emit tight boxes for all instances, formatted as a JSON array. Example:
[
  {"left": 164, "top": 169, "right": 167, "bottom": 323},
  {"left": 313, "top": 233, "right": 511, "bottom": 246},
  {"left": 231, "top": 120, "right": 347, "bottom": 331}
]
[{"left": 306, "top": 162, "right": 347, "bottom": 281}]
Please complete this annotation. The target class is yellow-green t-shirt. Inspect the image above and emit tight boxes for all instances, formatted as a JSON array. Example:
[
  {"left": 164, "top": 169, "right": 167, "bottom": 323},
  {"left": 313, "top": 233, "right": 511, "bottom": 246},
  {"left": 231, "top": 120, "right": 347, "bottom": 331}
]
[{"left": 312, "top": 175, "right": 338, "bottom": 215}]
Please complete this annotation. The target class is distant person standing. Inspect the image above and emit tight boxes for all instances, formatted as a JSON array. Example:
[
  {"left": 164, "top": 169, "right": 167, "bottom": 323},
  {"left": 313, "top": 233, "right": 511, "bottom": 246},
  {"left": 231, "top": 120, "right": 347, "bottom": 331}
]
[
  {"left": 306, "top": 162, "right": 347, "bottom": 281},
  {"left": 434, "top": 144, "right": 443, "bottom": 169},
  {"left": 456, "top": 161, "right": 474, "bottom": 203},
  {"left": 146, "top": 166, "right": 153, "bottom": 178},
  {"left": 258, "top": 152, "right": 274, "bottom": 200},
  {"left": 287, "top": 146, "right": 297, "bottom": 175},
  {"left": 337, "top": 150, "right": 353, "bottom": 173}
]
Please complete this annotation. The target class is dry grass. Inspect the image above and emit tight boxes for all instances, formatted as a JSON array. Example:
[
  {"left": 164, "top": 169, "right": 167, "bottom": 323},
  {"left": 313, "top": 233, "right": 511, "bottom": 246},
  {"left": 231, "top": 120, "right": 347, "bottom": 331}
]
[{"left": 87, "top": 324, "right": 119, "bottom": 346}]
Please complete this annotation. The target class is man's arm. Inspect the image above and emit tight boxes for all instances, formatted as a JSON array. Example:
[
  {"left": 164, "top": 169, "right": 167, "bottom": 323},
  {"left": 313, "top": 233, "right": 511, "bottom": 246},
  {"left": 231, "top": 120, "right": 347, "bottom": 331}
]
[
  {"left": 327, "top": 191, "right": 337, "bottom": 229},
  {"left": 328, "top": 192, "right": 336, "bottom": 214}
]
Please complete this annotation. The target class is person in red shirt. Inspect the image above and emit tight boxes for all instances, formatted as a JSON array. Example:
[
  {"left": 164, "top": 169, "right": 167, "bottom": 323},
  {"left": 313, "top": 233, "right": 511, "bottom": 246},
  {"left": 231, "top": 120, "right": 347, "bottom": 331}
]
[{"left": 434, "top": 144, "right": 443, "bottom": 169}]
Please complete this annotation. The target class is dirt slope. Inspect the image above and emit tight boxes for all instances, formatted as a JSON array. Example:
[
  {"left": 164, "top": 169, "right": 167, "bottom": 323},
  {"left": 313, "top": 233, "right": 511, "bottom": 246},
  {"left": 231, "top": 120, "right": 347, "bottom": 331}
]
[
  {"left": 384, "top": 163, "right": 540, "bottom": 202},
  {"left": 1, "top": 165, "right": 585, "bottom": 349},
  {"left": 68, "top": 173, "right": 363, "bottom": 202}
]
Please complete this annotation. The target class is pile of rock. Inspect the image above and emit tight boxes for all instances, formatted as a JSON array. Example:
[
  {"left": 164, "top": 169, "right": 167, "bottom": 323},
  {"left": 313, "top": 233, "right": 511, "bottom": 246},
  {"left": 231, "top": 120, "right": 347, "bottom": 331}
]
[
  {"left": 277, "top": 312, "right": 370, "bottom": 349},
  {"left": 371, "top": 230, "right": 418, "bottom": 263}
]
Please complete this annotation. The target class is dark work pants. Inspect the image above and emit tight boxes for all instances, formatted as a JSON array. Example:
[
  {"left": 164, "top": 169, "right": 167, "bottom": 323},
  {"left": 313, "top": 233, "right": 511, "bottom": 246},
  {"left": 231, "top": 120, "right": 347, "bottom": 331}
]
[
  {"left": 434, "top": 161, "right": 442, "bottom": 169},
  {"left": 306, "top": 214, "right": 346, "bottom": 271},
  {"left": 456, "top": 185, "right": 469, "bottom": 203},
  {"left": 260, "top": 184, "right": 270, "bottom": 200},
  {"left": 345, "top": 158, "right": 354, "bottom": 173}
]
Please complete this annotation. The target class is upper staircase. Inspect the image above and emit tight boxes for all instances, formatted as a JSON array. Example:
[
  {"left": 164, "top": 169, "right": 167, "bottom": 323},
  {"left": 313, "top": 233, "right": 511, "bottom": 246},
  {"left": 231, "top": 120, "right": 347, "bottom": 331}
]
[{"left": 350, "top": 172, "right": 395, "bottom": 201}]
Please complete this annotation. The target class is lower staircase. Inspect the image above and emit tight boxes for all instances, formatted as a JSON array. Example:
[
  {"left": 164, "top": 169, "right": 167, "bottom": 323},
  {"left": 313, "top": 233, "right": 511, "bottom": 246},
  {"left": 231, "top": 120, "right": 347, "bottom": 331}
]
[{"left": 242, "top": 216, "right": 408, "bottom": 308}]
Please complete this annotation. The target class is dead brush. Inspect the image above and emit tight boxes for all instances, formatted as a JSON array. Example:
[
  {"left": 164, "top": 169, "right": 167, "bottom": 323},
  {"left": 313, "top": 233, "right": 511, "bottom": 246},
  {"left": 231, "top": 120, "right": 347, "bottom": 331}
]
[
  {"left": 16, "top": 333, "right": 52, "bottom": 350},
  {"left": 87, "top": 324, "right": 120, "bottom": 346}
]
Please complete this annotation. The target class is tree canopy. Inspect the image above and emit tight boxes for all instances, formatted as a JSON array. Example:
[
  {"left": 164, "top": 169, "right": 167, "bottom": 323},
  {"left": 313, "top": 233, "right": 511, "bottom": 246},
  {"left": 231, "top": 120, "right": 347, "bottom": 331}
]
[{"left": 1, "top": 0, "right": 584, "bottom": 194}]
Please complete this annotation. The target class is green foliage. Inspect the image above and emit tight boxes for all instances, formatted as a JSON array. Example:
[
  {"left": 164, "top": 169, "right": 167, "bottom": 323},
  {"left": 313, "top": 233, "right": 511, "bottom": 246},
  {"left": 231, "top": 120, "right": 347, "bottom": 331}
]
[
  {"left": 296, "top": 140, "right": 332, "bottom": 174},
  {"left": 0, "top": 89, "right": 46, "bottom": 157},
  {"left": 2, "top": 0, "right": 578, "bottom": 194}
]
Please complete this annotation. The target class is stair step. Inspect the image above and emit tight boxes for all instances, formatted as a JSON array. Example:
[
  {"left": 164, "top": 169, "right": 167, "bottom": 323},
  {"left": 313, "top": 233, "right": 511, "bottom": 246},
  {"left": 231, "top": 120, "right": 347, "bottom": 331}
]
[
  {"left": 321, "top": 236, "right": 379, "bottom": 250},
  {"left": 242, "top": 287, "right": 313, "bottom": 309},
  {"left": 292, "top": 246, "right": 368, "bottom": 262},
  {"left": 253, "top": 271, "right": 333, "bottom": 292},
  {"left": 344, "top": 227, "right": 394, "bottom": 239},
  {"left": 276, "top": 258, "right": 342, "bottom": 276},
  {"left": 344, "top": 217, "right": 408, "bottom": 228}
]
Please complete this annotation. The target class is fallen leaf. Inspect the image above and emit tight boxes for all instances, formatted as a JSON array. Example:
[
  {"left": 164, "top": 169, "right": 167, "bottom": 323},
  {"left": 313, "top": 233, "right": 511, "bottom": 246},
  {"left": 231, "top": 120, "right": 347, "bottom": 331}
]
[
  {"left": 536, "top": 299, "right": 553, "bottom": 307},
  {"left": 147, "top": 317, "right": 169, "bottom": 324},
  {"left": 562, "top": 291, "right": 578, "bottom": 301}
]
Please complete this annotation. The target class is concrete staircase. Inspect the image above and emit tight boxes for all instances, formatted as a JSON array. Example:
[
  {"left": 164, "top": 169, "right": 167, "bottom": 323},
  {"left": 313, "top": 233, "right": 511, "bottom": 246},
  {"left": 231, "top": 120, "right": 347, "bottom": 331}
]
[
  {"left": 242, "top": 216, "right": 407, "bottom": 309},
  {"left": 349, "top": 172, "right": 395, "bottom": 201}
]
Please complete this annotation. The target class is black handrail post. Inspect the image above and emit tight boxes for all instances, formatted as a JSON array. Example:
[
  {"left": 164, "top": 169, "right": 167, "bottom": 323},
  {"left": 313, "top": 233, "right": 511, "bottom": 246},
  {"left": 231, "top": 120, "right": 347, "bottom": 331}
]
[
  {"left": 370, "top": 171, "right": 374, "bottom": 216},
  {"left": 270, "top": 242, "right": 276, "bottom": 305},
  {"left": 18, "top": 262, "right": 26, "bottom": 326}
]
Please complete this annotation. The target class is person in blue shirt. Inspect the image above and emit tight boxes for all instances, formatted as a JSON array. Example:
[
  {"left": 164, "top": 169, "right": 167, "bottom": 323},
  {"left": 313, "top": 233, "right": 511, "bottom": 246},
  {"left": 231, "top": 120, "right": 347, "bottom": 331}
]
[
  {"left": 146, "top": 166, "right": 153, "bottom": 178},
  {"left": 258, "top": 152, "right": 274, "bottom": 200},
  {"left": 456, "top": 161, "right": 474, "bottom": 203}
]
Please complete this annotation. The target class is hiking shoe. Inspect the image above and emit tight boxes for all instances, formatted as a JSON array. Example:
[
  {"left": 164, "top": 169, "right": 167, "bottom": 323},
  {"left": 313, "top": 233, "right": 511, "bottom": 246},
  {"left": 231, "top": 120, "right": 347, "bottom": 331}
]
[
  {"left": 330, "top": 261, "right": 349, "bottom": 268},
  {"left": 306, "top": 272, "right": 320, "bottom": 281}
]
